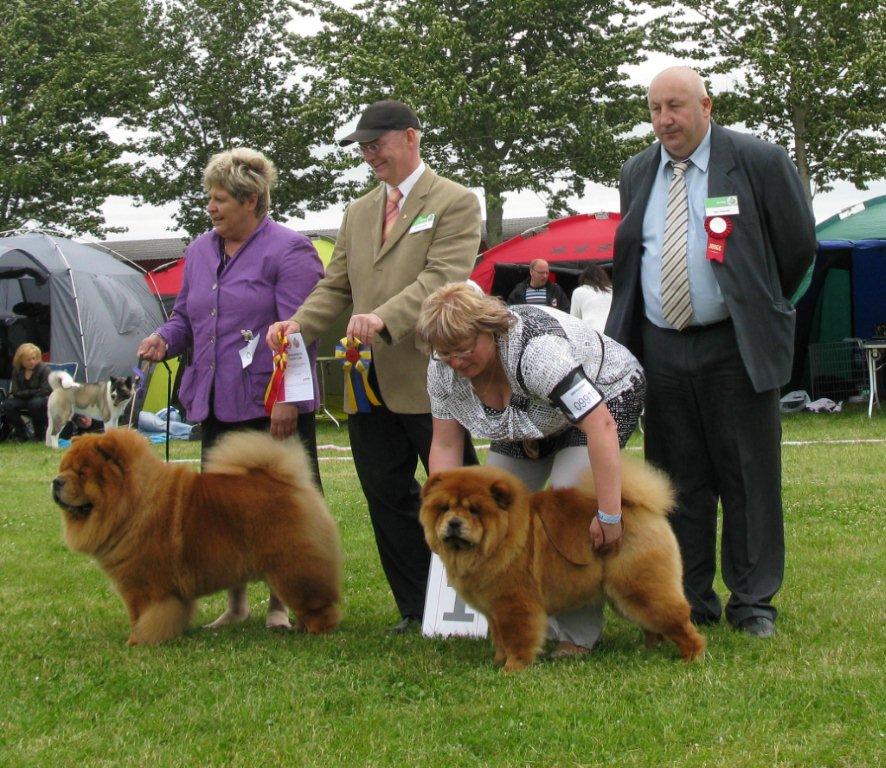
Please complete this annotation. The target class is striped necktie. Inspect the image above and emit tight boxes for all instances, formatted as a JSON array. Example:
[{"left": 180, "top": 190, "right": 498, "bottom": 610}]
[
  {"left": 660, "top": 160, "right": 693, "bottom": 330},
  {"left": 382, "top": 187, "right": 402, "bottom": 243}
]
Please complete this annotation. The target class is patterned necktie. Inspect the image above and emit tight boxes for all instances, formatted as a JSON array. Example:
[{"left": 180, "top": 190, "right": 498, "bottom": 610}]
[
  {"left": 382, "top": 187, "right": 402, "bottom": 243},
  {"left": 660, "top": 160, "right": 693, "bottom": 330}
]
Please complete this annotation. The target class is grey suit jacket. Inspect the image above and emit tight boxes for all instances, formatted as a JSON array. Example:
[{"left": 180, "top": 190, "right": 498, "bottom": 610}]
[
  {"left": 294, "top": 168, "right": 481, "bottom": 413},
  {"left": 605, "top": 123, "right": 816, "bottom": 392}
]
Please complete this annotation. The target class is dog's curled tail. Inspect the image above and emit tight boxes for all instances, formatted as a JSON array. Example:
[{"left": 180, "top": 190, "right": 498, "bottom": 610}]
[
  {"left": 48, "top": 370, "right": 81, "bottom": 391},
  {"left": 619, "top": 455, "right": 676, "bottom": 517},
  {"left": 203, "top": 431, "right": 317, "bottom": 492}
]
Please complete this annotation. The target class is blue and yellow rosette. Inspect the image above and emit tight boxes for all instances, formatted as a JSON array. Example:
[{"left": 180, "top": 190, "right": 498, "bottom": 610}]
[{"left": 334, "top": 337, "right": 381, "bottom": 414}]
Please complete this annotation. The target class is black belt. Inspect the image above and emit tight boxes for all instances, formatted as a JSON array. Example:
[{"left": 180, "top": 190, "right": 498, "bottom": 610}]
[{"left": 648, "top": 318, "right": 732, "bottom": 334}]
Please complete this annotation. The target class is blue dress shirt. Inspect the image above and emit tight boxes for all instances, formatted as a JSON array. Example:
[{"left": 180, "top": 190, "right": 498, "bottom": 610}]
[{"left": 640, "top": 125, "right": 730, "bottom": 328}]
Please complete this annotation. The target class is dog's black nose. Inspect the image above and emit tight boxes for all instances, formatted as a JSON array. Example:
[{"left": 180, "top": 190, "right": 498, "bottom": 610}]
[
  {"left": 445, "top": 519, "right": 463, "bottom": 536},
  {"left": 52, "top": 476, "right": 65, "bottom": 492}
]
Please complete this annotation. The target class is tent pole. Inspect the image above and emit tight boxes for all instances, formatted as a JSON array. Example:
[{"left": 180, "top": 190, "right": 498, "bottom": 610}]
[{"left": 45, "top": 233, "right": 90, "bottom": 382}]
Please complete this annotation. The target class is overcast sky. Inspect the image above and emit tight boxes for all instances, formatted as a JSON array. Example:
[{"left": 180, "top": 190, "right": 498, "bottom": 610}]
[{"left": 100, "top": 46, "right": 885, "bottom": 240}]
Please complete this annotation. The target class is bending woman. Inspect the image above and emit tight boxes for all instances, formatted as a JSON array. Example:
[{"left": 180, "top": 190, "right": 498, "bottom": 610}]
[{"left": 417, "top": 282, "right": 645, "bottom": 658}]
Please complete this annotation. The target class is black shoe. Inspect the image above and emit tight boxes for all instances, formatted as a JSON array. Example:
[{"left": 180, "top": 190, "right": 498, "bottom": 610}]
[
  {"left": 386, "top": 616, "right": 421, "bottom": 635},
  {"left": 734, "top": 616, "right": 775, "bottom": 638},
  {"left": 691, "top": 612, "right": 720, "bottom": 627}
]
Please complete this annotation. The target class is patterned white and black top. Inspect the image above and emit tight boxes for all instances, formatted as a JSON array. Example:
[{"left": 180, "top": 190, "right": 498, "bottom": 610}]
[{"left": 428, "top": 305, "right": 644, "bottom": 455}]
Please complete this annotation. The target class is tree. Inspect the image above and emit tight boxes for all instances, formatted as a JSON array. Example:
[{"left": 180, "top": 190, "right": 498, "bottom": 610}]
[
  {"left": 0, "top": 0, "right": 151, "bottom": 236},
  {"left": 665, "top": 0, "right": 886, "bottom": 204},
  {"left": 138, "top": 0, "right": 342, "bottom": 237},
  {"left": 300, "top": 0, "right": 651, "bottom": 246}
]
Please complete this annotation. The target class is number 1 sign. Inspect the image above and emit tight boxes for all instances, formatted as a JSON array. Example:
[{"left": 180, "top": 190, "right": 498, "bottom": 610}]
[{"left": 421, "top": 553, "right": 488, "bottom": 638}]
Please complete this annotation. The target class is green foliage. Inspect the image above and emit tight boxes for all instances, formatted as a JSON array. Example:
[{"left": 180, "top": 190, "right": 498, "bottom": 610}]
[
  {"left": 301, "top": 0, "right": 651, "bottom": 245},
  {"left": 1, "top": 413, "right": 884, "bottom": 765},
  {"left": 137, "top": 0, "right": 343, "bottom": 237},
  {"left": 0, "top": 0, "right": 151, "bottom": 236},
  {"left": 662, "top": 0, "right": 886, "bottom": 202}
]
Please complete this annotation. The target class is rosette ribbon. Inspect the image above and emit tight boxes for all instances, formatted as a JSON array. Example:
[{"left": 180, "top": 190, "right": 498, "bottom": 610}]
[
  {"left": 264, "top": 332, "right": 290, "bottom": 415},
  {"left": 704, "top": 215, "right": 733, "bottom": 263},
  {"left": 334, "top": 337, "right": 381, "bottom": 414}
]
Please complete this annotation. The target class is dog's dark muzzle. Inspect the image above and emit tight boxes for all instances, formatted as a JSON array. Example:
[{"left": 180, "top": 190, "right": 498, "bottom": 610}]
[
  {"left": 441, "top": 518, "right": 474, "bottom": 550},
  {"left": 52, "top": 477, "right": 93, "bottom": 518}
]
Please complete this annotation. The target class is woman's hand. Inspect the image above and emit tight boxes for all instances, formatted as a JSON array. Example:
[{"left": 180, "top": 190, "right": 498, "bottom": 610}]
[
  {"left": 589, "top": 514, "right": 623, "bottom": 553},
  {"left": 137, "top": 333, "right": 167, "bottom": 362},
  {"left": 267, "top": 320, "right": 300, "bottom": 352},
  {"left": 270, "top": 402, "right": 298, "bottom": 439}
]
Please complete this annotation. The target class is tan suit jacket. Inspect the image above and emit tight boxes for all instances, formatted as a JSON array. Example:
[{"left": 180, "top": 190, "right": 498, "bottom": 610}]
[{"left": 294, "top": 168, "right": 481, "bottom": 413}]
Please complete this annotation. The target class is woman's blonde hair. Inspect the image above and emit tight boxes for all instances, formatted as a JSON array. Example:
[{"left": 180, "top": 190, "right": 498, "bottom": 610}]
[
  {"left": 203, "top": 148, "right": 277, "bottom": 216},
  {"left": 13, "top": 343, "right": 42, "bottom": 369},
  {"left": 417, "top": 283, "right": 515, "bottom": 352}
]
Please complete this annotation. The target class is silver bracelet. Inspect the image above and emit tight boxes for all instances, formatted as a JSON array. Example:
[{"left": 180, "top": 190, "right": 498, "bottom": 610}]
[{"left": 597, "top": 509, "right": 622, "bottom": 525}]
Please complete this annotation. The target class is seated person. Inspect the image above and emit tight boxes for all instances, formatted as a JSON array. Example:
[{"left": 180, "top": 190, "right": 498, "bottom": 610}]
[
  {"left": 5, "top": 343, "right": 51, "bottom": 441},
  {"left": 58, "top": 413, "right": 105, "bottom": 441}
]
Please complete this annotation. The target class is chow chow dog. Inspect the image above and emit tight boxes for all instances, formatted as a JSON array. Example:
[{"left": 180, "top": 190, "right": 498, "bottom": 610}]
[
  {"left": 420, "top": 457, "right": 705, "bottom": 671},
  {"left": 52, "top": 428, "right": 343, "bottom": 644}
]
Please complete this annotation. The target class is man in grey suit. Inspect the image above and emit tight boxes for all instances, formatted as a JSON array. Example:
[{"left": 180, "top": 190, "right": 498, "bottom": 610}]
[
  {"left": 606, "top": 67, "right": 816, "bottom": 638},
  {"left": 269, "top": 100, "right": 481, "bottom": 633}
]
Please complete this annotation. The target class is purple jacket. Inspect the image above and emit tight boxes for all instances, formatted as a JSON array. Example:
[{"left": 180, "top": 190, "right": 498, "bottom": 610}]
[{"left": 157, "top": 217, "right": 324, "bottom": 423}]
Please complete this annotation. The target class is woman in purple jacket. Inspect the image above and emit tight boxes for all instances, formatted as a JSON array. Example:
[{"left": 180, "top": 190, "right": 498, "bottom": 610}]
[{"left": 138, "top": 148, "right": 325, "bottom": 631}]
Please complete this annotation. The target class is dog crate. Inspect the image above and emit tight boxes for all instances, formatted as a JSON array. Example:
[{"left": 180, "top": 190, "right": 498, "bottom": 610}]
[{"left": 807, "top": 339, "right": 868, "bottom": 402}]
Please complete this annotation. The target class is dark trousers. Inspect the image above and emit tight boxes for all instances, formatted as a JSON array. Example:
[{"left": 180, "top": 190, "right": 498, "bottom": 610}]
[
  {"left": 641, "top": 320, "right": 783, "bottom": 625},
  {"left": 347, "top": 401, "right": 478, "bottom": 621},
  {"left": 5, "top": 395, "right": 48, "bottom": 440},
  {"left": 200, "top": 408, "right": 322, "bottom": 491}
]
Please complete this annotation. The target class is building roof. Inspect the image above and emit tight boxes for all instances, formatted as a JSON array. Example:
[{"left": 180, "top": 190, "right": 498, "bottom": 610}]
[
  {"left": 96, "top": 216, "right": 556, "bottom": 268},
  {"left": 91, "top": 237, "right": 187, "bottom": 272}
]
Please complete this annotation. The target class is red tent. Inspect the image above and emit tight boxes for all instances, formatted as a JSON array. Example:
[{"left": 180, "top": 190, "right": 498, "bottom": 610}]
[
  {"left": 470, "top": 212, "right": 620, "bottom": 295},
  {"left": 145, "top": 258, "right": 184, "bottom": 297}
]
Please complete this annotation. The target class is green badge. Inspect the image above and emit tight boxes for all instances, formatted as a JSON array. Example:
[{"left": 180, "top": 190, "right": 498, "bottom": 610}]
[
  {"left": 704, "top": 196, "right": 740, "bottom": 216},
  {"left": 409, "top": 213, "right": 436, "bottom": 233}
]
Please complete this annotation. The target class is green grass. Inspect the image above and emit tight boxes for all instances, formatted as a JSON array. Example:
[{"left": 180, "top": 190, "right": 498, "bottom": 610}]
[{"left": 1, "top": 410, "right": 884, "bottom": 767}]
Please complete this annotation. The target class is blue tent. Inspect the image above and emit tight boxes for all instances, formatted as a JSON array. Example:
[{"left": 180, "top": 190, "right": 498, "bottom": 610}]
[{"left": 789, "top": 239, "right": 886, "bottom": 392}]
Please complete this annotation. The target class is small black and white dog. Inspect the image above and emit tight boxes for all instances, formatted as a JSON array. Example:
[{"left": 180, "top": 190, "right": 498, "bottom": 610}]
[{"left": 45, "top": 371, "right": 135, "bottom": 448}]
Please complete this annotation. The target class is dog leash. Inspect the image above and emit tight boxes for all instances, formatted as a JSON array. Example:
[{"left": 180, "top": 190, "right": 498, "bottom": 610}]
[
  {"left": 134, "top": 357, "right": 173, "bottom": 463},
  {"left": 162, "top": 360, "right": 171, "bottom": 462},
  {"left": 129, "top": 359, "right": 152, "bottom": 430}
]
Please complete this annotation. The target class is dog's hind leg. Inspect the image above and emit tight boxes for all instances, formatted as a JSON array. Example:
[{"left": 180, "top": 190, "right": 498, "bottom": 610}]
[
  {"left": 605, "top": 580, "right": 705, "bottom": 661},
  {"left": 128, "top": 598, "right": 195, "bottom": 645}
]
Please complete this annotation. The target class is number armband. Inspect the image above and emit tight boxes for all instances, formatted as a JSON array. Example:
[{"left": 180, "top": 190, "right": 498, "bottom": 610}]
[{"left": 548, "top": 366, "right": 603, "bottom": 424}]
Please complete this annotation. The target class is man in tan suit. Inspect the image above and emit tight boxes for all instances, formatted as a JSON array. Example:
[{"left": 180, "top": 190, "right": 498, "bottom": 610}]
[{"left": 268, "top": 100, "right": 481, "bottom": 632}]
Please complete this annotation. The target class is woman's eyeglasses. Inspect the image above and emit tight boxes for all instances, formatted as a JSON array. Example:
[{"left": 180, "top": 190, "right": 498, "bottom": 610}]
[{"left": 431, "top": 342, "right": 476, "bottom": 362}]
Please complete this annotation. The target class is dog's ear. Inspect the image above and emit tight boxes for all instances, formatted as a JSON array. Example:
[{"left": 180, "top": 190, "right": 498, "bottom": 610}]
[
  {"left": 422, "top": 473, "right": 444, "bottom": 498},
  {"left": 92, "top": 430, "right": 136, "bottom": 475},
  {"left": 490, "top": 479, "right": 513, "bottom": 510}
]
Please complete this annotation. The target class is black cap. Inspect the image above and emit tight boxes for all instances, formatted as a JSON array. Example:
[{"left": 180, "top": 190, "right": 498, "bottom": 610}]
[{"left": 338, "top": 100, "right": 422, "bottom": 146}]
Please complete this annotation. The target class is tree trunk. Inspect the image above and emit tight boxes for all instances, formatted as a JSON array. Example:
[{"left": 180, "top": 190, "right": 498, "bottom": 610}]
[
  {"left": 791, "top": 104, "right": 813, "bottom": 206},
  {"left": 484, "top": 187, "right": 504, "bottom": 249}
]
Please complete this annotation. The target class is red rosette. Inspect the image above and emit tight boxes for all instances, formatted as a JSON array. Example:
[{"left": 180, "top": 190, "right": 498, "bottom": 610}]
[{"left": 704, "top": 216, "right": 733, "bottom": 263}]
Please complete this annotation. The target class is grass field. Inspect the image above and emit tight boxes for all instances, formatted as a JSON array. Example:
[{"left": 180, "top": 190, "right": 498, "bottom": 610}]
[{"left": 1, "top": 410, "right": 883, "bottom": 767}]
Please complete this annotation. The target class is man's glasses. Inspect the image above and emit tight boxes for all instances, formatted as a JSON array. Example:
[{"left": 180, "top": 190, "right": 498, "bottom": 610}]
[{"left": 358, "top": 131, "right": 399, "bottom": 155}]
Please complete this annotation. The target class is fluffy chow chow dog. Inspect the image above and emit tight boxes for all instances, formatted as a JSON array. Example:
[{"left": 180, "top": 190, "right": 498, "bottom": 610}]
[
  {"left": 52, "top": 428, "right": 343, "bottom": 644},
  {"left": 420, "top": 457, "right": 705, "bottom": 671}
]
